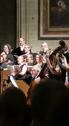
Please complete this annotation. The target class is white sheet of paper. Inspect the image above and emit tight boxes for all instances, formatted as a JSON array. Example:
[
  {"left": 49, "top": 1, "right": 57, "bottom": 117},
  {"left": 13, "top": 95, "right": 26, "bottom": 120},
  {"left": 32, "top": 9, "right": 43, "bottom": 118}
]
[{"left": 10, "top": 76, "right": 18, "bottom": 88}]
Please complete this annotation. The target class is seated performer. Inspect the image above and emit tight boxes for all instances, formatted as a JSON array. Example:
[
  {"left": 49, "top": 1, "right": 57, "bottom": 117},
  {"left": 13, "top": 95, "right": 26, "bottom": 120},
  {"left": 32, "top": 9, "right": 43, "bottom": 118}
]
[
  {"left": 34, "top": 53, "right": 42, "bottom": 66},
  {"left": 0, "top": 43, "right": 15, "bottom": 68},
  {"left": 40, "top": 41, "right": 49, "bottom": 56},
  {"left": 8, "top": 55, "right": 32, "bottom": 85},
  {"left": 24, "top": 45, "right": 31, "bottom": 55},
  {"left": 26, "top": 54, "right": 34, "bottom": 66}
]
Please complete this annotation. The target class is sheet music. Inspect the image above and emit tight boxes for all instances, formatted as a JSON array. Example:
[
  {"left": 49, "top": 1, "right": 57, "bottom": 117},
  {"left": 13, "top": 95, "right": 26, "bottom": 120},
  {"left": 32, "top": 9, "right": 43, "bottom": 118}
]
[{"left": 10, "top": 76, "right": 18, "bottom": 88}]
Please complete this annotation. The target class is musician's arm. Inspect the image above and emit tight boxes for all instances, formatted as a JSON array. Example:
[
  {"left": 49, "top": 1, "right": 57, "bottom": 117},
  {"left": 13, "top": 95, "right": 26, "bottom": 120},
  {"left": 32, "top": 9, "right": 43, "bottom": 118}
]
[{"left": 62, "top": 55, "right": 69, "bottom": 70}]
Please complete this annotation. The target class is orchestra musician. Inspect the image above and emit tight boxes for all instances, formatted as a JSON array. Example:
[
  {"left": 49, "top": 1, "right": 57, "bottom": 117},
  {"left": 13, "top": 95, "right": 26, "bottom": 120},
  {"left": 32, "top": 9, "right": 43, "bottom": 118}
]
[
  {"left": 24, "top": 45, "right": 31, "bottom": 55},
  {"left": 39, "top": 41, "right": 51, "bottom": 60},
  {"left": 12, "top": 37, "right": 26, "bottom": 56},
  {"left": 26, "top": 54, "right": 34, "bottom": 66},
  {"left": 9, "top": 55, "right": 33, "bottom": 85},
  {"left": 0, "top": 43, "right": 15, "bottom": 69}
]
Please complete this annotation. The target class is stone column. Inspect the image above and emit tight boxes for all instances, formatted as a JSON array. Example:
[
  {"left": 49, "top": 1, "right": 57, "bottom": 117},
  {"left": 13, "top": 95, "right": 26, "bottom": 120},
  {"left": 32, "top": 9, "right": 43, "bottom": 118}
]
[{"left": 16, "top": 0, "right": 27, "bottom": 45}]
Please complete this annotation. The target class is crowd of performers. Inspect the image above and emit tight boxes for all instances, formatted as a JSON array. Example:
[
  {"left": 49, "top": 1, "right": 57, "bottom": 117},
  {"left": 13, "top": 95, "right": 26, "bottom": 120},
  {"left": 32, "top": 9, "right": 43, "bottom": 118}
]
[{"left": 0, "top": 37, "right": 69, "bottom": 86}]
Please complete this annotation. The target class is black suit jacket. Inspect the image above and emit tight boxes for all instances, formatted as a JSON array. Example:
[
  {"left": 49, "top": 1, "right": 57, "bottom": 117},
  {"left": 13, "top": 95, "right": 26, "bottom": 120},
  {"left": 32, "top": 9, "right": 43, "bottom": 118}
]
[{"left": 12, "top": 47, "right": 26, "bottom": 56}]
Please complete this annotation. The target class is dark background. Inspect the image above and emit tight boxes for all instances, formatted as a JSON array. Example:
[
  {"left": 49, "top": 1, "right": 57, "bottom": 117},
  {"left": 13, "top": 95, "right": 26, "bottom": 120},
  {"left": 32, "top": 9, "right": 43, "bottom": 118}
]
[{"left": 0, "top": 0, "right": 16, "bottom": 51}]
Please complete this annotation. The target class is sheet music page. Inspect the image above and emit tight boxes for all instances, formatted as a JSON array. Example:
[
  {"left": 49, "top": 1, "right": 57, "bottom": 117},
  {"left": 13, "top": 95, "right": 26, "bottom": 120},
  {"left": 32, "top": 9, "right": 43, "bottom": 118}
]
[{"left": 10, "top": 76, "right": 18, "bottom": 88}]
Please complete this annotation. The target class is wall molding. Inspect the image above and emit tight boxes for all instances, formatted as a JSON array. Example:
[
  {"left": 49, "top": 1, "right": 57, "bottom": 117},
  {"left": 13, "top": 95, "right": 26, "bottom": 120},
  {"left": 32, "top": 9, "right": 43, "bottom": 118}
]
[{"left": 16, "top": 0, "right": 27, "bottom": 45}]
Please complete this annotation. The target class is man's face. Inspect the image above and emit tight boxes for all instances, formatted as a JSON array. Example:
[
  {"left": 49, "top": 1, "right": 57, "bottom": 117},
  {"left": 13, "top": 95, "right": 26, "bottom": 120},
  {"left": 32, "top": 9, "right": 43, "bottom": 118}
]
[
  {"left": 41, "top": 42, "right": 48, "bottom": 52},
  {"left": 19, "top": 38, "right": 25, "bottom": 47}
]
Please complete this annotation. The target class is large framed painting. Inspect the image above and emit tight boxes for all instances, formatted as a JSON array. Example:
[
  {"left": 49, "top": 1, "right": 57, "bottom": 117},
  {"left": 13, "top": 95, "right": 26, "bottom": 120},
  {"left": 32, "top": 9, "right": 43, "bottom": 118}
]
[{"left": 38, "top": 0, "right": 69, "bottom": 40}]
